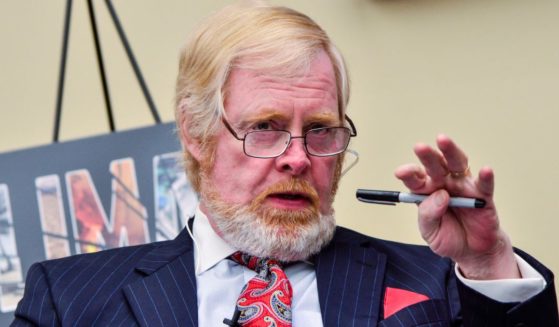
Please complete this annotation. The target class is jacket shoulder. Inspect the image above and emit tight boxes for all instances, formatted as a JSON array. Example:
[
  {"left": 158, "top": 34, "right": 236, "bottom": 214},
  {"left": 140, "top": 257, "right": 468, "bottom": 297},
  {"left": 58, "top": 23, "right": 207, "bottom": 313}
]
[{"left": 40, "top": 240, "right": 157, "bottom": 272}]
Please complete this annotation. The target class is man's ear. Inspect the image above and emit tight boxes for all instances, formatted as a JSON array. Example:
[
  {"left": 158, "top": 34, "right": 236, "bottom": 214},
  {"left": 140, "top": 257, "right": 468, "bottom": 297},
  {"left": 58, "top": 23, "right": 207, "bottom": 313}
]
[{"left": 178, "top": 115, "right": 203, "bottom": 161}]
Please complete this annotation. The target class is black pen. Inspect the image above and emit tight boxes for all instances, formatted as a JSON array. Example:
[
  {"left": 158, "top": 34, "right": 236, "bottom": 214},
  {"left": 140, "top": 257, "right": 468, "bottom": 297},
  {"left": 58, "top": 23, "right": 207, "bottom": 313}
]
[{"left": 356, "top": 189, "right": 486, "bottom": 208}]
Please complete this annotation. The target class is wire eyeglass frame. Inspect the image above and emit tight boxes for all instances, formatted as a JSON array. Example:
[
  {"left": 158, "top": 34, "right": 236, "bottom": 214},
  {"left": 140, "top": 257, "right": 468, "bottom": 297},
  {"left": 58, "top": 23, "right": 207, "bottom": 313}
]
[{"left": 221, "top": 114, "right": 358, "bottom": 158}]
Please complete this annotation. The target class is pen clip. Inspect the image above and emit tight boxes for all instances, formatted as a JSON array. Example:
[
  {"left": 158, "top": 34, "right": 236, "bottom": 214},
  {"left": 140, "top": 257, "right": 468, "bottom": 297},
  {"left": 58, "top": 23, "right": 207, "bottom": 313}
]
[{"left": 356, "top": 197, "right": 396, "bottom": 206}]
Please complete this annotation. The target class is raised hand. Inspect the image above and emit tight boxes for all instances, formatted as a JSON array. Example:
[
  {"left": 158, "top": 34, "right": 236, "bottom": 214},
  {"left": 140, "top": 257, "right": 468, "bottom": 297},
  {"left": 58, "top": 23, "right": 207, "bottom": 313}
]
[{"left": 395, "top": 134, "right": 520, "bottom": 280}]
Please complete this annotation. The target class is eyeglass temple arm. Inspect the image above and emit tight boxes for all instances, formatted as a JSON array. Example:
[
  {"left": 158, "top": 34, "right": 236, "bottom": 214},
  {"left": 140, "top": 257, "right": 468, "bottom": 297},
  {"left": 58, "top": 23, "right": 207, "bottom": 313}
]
[
  {"left": 221, "top": 117, "right": 244, "bottom": 140},
  {"left": 345, "top": 114, "right": 357, "bottom": 137}
]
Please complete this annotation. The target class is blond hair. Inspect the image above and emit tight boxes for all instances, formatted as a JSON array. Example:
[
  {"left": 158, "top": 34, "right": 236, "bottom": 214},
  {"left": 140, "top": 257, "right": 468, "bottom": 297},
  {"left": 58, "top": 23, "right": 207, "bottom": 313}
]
[{"left": 175, "top": 1, "right": 350, "bottom": 192}]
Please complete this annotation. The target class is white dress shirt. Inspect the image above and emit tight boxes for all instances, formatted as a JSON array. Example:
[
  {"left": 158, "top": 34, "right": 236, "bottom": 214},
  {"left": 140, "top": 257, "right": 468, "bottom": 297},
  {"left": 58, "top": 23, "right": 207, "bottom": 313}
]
[
  {"left": 192, "top": 207, "right": 322, "bottom": 327},
  {"left": 191, "top": 206, "right": 545, "bottom": 326}
]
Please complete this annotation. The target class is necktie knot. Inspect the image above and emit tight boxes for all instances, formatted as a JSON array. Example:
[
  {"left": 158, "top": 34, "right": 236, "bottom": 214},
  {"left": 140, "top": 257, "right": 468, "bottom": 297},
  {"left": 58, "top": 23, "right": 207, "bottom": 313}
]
[
  {"left": 230, "top": 252, "right": 283, "bottom": 277},
  {"left": 226, "top": 251, "right": 293, "bottom": 326}
]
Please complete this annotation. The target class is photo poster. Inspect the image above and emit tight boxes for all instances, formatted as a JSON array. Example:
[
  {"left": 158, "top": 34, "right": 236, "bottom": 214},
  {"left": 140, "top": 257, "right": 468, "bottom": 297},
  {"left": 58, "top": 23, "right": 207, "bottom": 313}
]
[{"left": 0, "top": 122, "right": 198, "bottom": 324}]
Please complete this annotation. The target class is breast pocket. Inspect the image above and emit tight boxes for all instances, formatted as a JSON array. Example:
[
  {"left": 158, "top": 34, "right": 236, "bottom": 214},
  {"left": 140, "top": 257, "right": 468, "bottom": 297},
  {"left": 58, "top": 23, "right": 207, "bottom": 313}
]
[{"left": 379, "top": 299, "right": 454, "bottom": 327}]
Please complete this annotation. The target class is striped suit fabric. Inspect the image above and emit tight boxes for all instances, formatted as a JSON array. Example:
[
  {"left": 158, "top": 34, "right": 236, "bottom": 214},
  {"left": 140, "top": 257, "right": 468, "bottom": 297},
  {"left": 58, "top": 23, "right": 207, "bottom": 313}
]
[{"left": 12, "top": 224, "right": 559, "bottom": 326}]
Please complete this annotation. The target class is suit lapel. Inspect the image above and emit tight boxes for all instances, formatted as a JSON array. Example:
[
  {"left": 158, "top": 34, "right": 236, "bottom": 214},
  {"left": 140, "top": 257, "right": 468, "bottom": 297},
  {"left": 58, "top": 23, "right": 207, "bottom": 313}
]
[
  {"left": 123, "top": 228, "right": 198, "bottom": 327},
  {"left": 315, "top": 230, "right": 387, "bottom": 327}
]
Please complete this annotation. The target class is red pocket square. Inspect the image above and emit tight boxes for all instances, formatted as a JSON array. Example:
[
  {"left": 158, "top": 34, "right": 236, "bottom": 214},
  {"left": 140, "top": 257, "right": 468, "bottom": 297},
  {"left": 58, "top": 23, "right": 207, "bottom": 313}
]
[{"left": 383, "top": 287, "right": 430, "bottom": 319}]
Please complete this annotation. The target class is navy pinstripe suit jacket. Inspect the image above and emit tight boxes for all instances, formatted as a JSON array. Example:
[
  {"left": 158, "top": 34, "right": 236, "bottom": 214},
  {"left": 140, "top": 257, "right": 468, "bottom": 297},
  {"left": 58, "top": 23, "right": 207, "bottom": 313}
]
[{"left": 12, "top": 225, "right": 559, "bottom": 326}]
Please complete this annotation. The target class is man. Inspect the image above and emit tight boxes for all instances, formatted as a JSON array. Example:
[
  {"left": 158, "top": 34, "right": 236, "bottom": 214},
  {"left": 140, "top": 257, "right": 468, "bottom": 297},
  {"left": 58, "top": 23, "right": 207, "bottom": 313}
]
[{"left": 12, "top": 2, "right": 559, "bottom": 326}]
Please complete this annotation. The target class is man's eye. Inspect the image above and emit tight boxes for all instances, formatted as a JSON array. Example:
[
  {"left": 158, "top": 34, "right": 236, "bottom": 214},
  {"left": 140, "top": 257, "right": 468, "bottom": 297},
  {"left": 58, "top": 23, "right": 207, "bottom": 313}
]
[
  {"left": 308, "top": 127, "right": 330, "bottom": 135},
  {"left": 253, "top": 122, "right": 272, "bottom": 130},
  {"left": 307, "top": 123, "right": 327, "bottom": 132}
]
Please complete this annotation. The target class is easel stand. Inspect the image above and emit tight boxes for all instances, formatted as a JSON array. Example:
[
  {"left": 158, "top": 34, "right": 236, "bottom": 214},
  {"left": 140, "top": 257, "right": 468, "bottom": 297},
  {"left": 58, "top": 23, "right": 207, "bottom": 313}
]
[{"left": 53, "top": 0, "right": 162, "bottom": 142}]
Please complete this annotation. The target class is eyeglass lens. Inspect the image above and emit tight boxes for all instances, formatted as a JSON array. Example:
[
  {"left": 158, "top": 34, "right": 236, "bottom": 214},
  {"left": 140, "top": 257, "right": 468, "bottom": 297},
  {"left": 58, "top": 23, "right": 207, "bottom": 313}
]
[
  {"left": 306, "top": 127, "right": 350, "bottom": 156},
  {"left": 244, "top": 128, "right": 350, "bottom": 158}
]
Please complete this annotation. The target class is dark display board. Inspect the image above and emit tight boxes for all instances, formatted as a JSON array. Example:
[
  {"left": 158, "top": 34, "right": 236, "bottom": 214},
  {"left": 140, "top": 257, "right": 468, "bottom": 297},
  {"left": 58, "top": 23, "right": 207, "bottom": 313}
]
[{"left": 0, "top": 123, "right": 197, "bottom": 324}]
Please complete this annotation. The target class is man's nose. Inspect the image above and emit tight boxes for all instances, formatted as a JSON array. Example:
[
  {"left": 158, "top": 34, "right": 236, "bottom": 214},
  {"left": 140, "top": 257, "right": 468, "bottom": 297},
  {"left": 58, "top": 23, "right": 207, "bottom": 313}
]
[{"left": 275, "top": 137, "right": 310, "bottom": 176}]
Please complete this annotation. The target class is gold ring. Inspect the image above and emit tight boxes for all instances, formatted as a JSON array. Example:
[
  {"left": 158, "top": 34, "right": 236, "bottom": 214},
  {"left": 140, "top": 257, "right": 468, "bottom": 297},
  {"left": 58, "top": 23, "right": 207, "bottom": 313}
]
[{"left": 449, "top": 166, "right": 470, "bottom": 178}]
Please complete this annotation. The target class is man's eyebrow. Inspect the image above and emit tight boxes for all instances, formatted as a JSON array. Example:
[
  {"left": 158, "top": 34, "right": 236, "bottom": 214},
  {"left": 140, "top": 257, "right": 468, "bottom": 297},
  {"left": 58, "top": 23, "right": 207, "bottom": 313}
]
[
  {"left": 236, "top": 110, "right": 289, "bottom": 129},
  {"left": 304, "top": 112, "right": 340, "bottom": 125},
  {"left": 234, "top": 110, "right": 340, "bottom": 129}
]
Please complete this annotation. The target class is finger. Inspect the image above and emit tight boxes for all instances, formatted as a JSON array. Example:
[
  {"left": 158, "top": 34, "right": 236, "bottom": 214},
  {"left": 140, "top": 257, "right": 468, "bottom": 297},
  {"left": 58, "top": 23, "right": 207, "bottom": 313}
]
[
  {"left": 436, "top": 134, "right": 469, "bottom": 175},
  {"left": 417, "top": 189, "right": 449, "bottom": 243},
  {"left": 414, "top": 143, "right": 448, "bottom": 181},
  {"left": 394, "top": 163, "right": 427, "bottom": 191},
  {"left": 475, "top": 166, "right": 494, "bottom": 197}
]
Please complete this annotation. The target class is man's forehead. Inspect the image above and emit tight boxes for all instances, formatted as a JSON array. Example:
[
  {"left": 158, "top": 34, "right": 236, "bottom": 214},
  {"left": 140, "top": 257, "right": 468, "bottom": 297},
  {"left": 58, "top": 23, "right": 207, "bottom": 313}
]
[
  {"left": 229, "top": 50, "right": 336, "bottom": 83},
  {"left": 223, "top": 50, "right": 341, "bottom": 125},
  {"left": 224, "top": 51, "right": 338, "bottom": 101}
]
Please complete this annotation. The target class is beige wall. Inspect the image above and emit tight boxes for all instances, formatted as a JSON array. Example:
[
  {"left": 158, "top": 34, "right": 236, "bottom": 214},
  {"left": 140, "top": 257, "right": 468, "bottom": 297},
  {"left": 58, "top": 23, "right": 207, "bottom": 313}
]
[{"left": 1, "top": 0, "right": 558, "bottom": 295}]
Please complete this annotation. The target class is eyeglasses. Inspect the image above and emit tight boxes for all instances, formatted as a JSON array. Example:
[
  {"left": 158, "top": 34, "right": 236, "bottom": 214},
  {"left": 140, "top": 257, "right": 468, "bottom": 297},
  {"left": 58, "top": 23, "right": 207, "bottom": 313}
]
[{"left": 221, "top": 115, "right": 357, "bottom": 158}]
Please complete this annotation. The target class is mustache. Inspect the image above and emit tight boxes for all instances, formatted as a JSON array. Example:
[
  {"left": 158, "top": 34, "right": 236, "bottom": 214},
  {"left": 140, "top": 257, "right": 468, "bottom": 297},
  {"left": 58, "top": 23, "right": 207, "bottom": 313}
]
[{"left": 251, "top": 178, "right": 320, "bottom": 210}]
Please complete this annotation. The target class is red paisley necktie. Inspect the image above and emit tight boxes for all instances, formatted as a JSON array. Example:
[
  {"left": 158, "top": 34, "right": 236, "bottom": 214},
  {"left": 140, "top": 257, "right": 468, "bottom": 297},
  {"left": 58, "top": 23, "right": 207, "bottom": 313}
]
[{"left": 229, "top": 252, "right": 293, "bottom": 326}]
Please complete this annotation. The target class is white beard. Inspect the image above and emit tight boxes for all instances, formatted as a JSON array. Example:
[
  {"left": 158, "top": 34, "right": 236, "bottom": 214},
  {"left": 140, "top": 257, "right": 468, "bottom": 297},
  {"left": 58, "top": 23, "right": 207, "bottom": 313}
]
[{"left": 203, "top": 194, "right": 336, "bottom": 262}]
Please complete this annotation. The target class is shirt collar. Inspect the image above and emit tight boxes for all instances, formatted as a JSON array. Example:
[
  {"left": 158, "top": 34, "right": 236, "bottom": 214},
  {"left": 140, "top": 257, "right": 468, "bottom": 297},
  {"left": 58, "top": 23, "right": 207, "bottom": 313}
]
[
  {"left": 190, "top": 205, "right": 316, "bottom": 275},
  {"left": 192, "top": 205, "right": 237, "bottom": 275}
]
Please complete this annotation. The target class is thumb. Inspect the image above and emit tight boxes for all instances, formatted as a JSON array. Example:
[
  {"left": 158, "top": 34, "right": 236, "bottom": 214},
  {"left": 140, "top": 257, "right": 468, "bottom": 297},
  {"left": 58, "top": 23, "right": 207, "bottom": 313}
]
[{"left": 418, "top": 189, "right": 449, "bottom": 242}]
